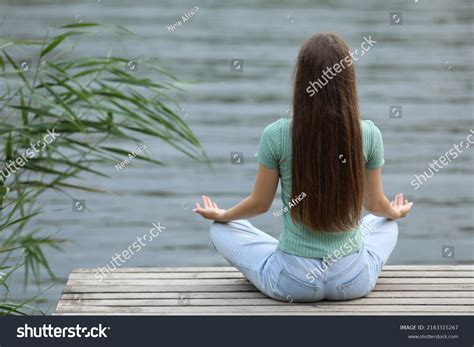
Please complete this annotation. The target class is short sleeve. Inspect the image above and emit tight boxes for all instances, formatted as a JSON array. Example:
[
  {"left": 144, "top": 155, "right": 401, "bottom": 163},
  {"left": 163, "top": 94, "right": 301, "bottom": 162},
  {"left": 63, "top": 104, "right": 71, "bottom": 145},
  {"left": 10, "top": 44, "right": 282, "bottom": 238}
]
[
  {"left": 255, "top": 120, "right": 281, "bottom": 169},
  {"left": 365, "top": 122, "right": 385, "bottom": 169}
]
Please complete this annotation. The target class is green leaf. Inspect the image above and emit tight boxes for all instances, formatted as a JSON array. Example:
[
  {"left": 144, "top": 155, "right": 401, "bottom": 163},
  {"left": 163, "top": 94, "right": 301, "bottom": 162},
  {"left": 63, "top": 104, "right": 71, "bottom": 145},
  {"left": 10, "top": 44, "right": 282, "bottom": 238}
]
[
  {"left": 0, "top": 212, "right": 41, "bottom": 231},
  {"left": 40, "top": 31, "right": 83, "bottom": 58},
  {"left": 5, "top": 132, "right": 12, "bottom": 160},
  {"left": 2, "top": 49, "right": 29, "bottom": 87},
  {"left": 0, "top": 186, "right": 8, "bottom": 201},
  {"left": 19, "top": 89, "right": 28, "bottom": 125},
  {"left": 59, "top": 23, "right": 99, "bottom": 29}
]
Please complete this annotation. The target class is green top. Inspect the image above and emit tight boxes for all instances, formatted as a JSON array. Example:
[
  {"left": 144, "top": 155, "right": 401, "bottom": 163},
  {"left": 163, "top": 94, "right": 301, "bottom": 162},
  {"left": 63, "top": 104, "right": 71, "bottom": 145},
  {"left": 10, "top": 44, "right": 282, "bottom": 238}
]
[{"left": 255, "top": 118, "right": 385, "bottom": 259}]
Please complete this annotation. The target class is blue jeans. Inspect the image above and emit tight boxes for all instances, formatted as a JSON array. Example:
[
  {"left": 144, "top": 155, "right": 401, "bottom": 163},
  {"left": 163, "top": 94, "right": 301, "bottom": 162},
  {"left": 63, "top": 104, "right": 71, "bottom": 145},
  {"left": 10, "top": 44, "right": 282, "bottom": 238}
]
[{"left": 209, "top": 214, "right": 398, "bottom": 302}]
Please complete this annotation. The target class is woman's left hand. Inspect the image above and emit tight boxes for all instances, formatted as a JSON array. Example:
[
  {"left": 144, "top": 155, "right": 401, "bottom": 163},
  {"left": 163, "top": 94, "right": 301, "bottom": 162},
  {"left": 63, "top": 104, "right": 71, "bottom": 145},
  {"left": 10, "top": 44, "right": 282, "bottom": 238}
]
[{"left": 194, "top": 195, "right": 228, "bottom": 222}]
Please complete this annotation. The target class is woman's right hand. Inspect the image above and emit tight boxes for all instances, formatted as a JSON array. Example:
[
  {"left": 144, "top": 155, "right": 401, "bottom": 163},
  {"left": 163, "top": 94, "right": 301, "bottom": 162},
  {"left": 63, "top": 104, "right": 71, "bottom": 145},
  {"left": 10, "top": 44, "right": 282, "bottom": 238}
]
[{"left": 390, "top": 193, "right": 413, "bottom": 219}]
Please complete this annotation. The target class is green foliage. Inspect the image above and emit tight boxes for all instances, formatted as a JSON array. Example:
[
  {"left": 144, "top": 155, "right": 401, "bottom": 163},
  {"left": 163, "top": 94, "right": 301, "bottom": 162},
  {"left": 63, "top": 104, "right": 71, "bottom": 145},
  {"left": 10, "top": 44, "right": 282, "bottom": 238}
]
[{"left": 0, "top": 23, "right": 205, "bottom": 315}]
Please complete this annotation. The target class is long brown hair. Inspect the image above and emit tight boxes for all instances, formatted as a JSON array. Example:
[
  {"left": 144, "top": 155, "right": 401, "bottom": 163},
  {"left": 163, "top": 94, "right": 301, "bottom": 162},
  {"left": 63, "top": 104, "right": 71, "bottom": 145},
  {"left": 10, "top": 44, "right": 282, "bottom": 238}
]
[{"left": 290, "top": 33, "right": 364, "bottom": 232}]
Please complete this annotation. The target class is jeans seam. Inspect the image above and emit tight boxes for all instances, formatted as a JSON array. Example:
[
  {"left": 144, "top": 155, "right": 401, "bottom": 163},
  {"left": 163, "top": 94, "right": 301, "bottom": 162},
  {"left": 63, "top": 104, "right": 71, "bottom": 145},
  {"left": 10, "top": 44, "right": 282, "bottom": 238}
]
[
  {"left": 336, "top": 264, "right": 369, "bottom": 299},
  {"left": 325, "top": 246, "right": 366, "bottom": 280}
]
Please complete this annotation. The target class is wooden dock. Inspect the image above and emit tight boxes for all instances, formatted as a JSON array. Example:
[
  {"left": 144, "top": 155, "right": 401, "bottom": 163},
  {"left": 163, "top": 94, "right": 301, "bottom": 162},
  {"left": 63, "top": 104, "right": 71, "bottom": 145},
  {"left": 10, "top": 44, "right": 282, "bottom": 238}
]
[{"left": 55, "top": 265, "right": 474, "bottom": 315}]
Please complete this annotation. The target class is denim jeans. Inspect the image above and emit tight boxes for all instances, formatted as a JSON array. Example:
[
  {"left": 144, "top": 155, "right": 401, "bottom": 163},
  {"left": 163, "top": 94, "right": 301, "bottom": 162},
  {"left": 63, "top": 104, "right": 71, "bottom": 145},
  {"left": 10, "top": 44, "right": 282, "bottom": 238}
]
[{"left": 209, "top": 214, "right": 398, "bottom": 302}]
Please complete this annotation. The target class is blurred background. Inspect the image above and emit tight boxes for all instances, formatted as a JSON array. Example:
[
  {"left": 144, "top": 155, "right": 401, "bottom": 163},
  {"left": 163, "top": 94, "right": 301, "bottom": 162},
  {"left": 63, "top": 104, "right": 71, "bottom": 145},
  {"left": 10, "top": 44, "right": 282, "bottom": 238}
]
[{"left": 0, "top": 0, "right": 472, "bottom": 314}]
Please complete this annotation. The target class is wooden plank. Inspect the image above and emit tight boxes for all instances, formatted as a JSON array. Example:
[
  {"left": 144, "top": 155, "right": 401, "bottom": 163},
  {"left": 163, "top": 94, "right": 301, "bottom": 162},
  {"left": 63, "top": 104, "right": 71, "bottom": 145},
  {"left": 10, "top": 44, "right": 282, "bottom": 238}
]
[
  {"left": 70, "top": 265, "right": 474, "bottom": 273},
  {"left": 62, "top": 283, "right": 474, "bottom": 293},
  {"left": 56, "top": 297, "right": 473, "bottom": 306},
  {"left": 68, "top": 271, "right": 474, "bottom": 279},
  {"left": 72, "top": 267, "right": 240, "bottom": 273},
  {"left": 65, "top": 278, "right": 473, "bottom": 286},
  {"left": 56, "top": 312, "right": 473, "bottom": 316},
  {"left": 380, "top": 265, "right": 473, "bottom": 271},
  {"left": 59, "top": 290, "right": 473, "bottom": 300},
  {"left": 66, "top": 279, "right": 252, "bottom": 286},
  {"left": 53, "top": 304, "right": 474, "bottom": 314},
  {"left": 69, "top": 272, "right": 246, "bottom": 280},
  {"left": 372, "top": 284, "right": 474, "bottom": 291},
  {"left": 368, "top": 291, "right": 473, "bottom": 298},
  {"left": 60, "top": 292, "right": 268, "bottom": 300},
  {"left": 62, "top": 285, "right": 260, "bottom": 293},
  {"left": 375, "top": 278, "right": 473, "bottom": 284}
]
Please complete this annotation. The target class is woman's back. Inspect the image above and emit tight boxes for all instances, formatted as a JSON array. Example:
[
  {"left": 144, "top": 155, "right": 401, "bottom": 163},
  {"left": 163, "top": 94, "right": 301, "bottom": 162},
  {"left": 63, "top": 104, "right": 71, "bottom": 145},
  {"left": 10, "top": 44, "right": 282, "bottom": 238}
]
[{"left": 256, "top": 117, "right": 384, "bottom": 258}]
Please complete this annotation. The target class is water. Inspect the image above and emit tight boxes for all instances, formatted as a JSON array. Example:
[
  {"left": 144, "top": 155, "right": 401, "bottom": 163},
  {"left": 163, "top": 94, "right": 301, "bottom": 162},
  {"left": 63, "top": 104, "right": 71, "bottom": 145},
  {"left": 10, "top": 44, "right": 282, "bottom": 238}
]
[{"left": 0, "top": 0, "right": 472, "bottom": 314}]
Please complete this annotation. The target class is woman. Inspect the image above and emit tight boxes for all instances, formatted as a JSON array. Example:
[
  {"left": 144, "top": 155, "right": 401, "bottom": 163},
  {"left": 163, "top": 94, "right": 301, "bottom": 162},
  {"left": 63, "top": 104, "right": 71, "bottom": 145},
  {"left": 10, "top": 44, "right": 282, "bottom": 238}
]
[{"left": 194, "top": 33, "right": 413, "bottom": 302}]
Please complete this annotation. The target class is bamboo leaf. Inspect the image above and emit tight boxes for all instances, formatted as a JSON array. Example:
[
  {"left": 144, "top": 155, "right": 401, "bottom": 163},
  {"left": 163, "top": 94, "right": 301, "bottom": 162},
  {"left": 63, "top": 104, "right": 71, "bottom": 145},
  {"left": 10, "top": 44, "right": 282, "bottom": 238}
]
[
  {"left": 40, "top": 31, "right": 82, "bottom": 58},
  {"left": 2, "top": 49, "right": 29, "bottom": 86},
  {"left": 0, "top": 212, "right": 41, "bottom": 231},
  {"left": 19, "top": 89, "right": 28, "bottom": 125},
  {"left": 5, "top": 132, "right": 12, "bottom": 160},
  {"left": 59, "top": 23, "right": 99, "bottom": 29}
]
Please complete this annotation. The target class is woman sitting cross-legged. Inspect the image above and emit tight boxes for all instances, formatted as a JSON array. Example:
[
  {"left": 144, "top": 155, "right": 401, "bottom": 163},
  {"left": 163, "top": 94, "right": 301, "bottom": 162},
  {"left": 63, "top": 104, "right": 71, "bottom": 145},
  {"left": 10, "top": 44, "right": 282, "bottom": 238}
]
[{"left": 194, "top": 32, "right": 413, "bottom": 302}]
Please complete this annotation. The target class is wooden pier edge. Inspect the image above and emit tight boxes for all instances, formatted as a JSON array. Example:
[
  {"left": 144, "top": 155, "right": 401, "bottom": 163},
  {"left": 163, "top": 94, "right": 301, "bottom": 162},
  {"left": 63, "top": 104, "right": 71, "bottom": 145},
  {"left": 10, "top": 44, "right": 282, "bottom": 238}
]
[{"left": 54, "top": 265, "right": 474, "bottom": 316}]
